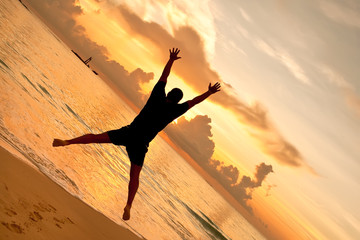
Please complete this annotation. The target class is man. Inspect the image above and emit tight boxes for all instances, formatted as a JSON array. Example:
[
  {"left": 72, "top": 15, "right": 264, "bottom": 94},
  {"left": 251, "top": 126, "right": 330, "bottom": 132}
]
[{"left": 53, "top": 48, "right": 221, "bottom": 220}]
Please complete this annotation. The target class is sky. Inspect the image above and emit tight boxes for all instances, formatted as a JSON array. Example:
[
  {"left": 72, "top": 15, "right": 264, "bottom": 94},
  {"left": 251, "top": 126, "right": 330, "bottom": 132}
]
[{"left": 24, "top": 0, "right": 360, "bottom": 239}]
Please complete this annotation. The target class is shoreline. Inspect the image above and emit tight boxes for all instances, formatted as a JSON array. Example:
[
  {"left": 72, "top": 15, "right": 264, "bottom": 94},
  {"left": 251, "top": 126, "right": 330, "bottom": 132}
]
[{"left": 0, "top": 146, "right": 143, "bottom": 240}]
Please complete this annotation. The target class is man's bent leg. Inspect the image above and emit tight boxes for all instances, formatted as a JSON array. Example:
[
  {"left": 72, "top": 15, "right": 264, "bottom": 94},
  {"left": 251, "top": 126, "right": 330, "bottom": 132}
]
[
  {"left": 123, "top": 163, "right": 142, "bottom": 221},
  {"left": 53, "top": 132, "right": 112, "bottom": 147}
]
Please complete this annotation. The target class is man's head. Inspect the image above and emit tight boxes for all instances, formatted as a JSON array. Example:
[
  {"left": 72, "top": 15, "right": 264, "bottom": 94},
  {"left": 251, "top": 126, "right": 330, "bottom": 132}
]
[{"left": 166, "top": 88, "right": 183, "bottom": 103}]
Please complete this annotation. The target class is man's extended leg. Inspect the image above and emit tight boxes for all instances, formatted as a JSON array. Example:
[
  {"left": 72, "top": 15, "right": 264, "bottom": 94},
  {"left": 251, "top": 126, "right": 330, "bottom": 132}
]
[
  {"left": 123, "top": 163, "right": 142, "bottom": 221},
  {"left": 53, "top": 132, "right": 111, "bottom": 147}
]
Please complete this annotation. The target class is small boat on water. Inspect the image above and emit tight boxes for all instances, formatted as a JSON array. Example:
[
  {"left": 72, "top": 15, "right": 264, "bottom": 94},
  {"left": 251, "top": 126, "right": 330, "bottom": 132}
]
[{"left": 71, "top": 50, "right": 98, "bottom": 75}]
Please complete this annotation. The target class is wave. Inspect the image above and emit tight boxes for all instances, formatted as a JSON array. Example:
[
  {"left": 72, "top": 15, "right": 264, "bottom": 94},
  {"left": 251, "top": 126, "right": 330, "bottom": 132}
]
[
  {"left": 181, "top": 201, "right": 231, "bottom": 240},
  {"left": 0, "top": 121, "right": 80, "bottom": 197}
]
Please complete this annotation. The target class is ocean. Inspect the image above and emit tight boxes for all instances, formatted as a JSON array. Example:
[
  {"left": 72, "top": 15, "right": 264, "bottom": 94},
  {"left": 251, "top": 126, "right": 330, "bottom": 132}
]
[{"left": 0, "top": 1, "right": 266, "bottom": 239}]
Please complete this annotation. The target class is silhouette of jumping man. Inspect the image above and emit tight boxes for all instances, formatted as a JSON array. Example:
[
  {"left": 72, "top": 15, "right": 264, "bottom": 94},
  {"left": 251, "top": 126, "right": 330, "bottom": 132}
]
[{"left": 53, "top": 48, "right": 221, "bottom": 220}]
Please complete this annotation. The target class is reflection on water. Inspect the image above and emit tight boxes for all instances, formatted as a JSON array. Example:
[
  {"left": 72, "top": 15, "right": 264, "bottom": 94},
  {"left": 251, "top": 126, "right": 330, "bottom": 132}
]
[{"left": 0, "top": 1, "right": 265, "bottom": 239}]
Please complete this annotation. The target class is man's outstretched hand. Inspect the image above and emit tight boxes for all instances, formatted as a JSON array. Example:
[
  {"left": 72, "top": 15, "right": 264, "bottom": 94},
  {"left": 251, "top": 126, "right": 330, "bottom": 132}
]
[
  {"left": 169, "top": 48, "right": 181, "bottom": 61},
  {"left": 209, "top": 82, "right": 221, "bottom": 94}
]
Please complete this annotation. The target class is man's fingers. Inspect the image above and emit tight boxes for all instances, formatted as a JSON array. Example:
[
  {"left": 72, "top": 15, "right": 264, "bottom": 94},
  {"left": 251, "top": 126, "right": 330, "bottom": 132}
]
[
  {"left": 169, "top": 48, "right": 179, "bottom": 53},
  {"left": 211, "top": 82, "right": 221, "bottom": 93},
  {"left": 169, "top": 48, "right": 181, "bottom": 58}
]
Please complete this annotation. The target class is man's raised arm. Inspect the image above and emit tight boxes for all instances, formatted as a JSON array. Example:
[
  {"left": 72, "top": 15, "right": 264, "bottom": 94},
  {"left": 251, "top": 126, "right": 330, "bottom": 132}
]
[
  {"left": 159, "top": 48, "right": 181, "bottom": 83},
  {"left": 186, "top": 82, "right": 221, "bottom": 109}
]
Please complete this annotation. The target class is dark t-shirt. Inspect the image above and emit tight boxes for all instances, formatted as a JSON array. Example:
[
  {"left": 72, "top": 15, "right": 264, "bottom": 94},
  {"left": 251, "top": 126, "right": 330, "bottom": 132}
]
[{"left": 129, "top": 81, "right": 189, "bottom": 143}]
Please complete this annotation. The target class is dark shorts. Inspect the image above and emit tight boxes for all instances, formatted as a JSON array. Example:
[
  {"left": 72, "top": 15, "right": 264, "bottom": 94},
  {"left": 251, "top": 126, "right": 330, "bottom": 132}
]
[{"left": 107, "top": 126, "right": 148, "bottom": 167}]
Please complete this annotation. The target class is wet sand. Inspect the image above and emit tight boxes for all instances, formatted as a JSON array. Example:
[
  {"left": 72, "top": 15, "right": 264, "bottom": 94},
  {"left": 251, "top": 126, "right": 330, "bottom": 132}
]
[{"left": 0, "top": 146, "right": 143, "bottom": 240}]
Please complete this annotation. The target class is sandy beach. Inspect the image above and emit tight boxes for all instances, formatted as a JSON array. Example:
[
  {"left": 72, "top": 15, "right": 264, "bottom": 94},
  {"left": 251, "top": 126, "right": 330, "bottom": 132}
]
[{"left": 0, "top": 146, "right": 143, "bottom": 240}]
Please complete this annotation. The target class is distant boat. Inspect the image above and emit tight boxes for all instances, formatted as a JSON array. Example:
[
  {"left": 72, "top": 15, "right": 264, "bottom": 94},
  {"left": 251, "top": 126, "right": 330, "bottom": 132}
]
[
  {"left": 71, "top": 50, "right": 98, "bottom": 75},
  {"left": 19, "top": 0, "right": 29, "bottom": 10}
]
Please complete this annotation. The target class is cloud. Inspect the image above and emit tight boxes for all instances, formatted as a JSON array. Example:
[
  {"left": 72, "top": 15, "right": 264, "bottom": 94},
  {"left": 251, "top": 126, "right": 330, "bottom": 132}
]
[
  {"left": 236, "top": 24, "right": 311, "bottom": 86},
  {"left": 27, "top": 0, "right": 154, "bottom": 111},
  {"left": 318, "top": 64, "right": 360, "bottom": 117},
  {"left": 209, "top": 159, "right": 240, "bottom": 186},
  {"left": 166, "top": 115, "right": 214, "bottom": 164},
  {"left": 319, "top": 0, "right": 360, "bottom": 29},
  {"left": 254, "top": 130, "right": 304, "bottom": 167},
  {"left": 238, "top": 7, "right": 253, "bottom": 23},
  {"left": 254, "top": 39, "right": 311, "bottom": 85},
  {"left": 253, "top": 162, "right": 274, "bottom": 186},
  {"left": 23, "top": 0, "right": 78, "bottom": 39},
  {"left": 318, "top": 64, "right": 351, "bottom": 89},
  {"left": 219, "top": 164, "right": 240, "bottom": 185},
  {"left": 345, "top": 89, "right": 360, "bottom": 116},
  {"left": 265, "top": 184, "right": 277, "bottom": 197},
  {"left": 126, "top": 68, "right": 154, "bottom": 106},
  {"left": 105, "top": 0, "right": 217, "bottom": 58},
  {"left": 166, "top": 115, "right": 273, "bottom": 213},
  {"left": 231, "top": 163, "right": 273, "bottom": 213}
]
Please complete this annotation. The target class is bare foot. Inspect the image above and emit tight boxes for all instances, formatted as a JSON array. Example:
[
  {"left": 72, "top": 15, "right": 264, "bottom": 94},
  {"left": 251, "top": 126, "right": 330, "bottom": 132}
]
[
  {"left": 52, "top": 139, "right": 69, "bottom": 147},
  {"left": 122, "top": 205, "right": 131, "bottom": 221}
]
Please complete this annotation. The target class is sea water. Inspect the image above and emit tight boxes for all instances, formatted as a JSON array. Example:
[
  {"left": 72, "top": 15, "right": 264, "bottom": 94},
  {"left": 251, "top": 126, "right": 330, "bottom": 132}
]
[{"left": 0, "top": 1, "right": 266, "bottom": 239}]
